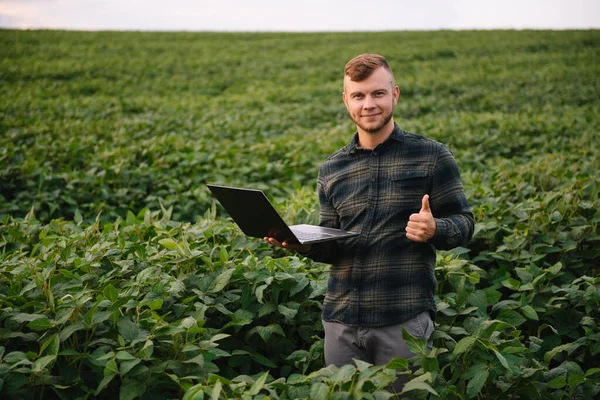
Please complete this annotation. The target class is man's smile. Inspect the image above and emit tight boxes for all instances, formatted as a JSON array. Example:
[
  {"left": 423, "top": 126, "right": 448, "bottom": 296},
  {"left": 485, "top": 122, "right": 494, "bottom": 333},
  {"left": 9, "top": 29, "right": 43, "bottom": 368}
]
[{"left": 362, "top": 113, "right": 381, "bottom": 118}]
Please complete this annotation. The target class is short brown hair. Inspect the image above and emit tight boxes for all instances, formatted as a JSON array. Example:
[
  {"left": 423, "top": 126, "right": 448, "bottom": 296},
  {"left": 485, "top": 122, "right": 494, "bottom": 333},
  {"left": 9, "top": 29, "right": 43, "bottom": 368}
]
[{"left": 344, "top": 53, "right": 393, "bottom": 81}]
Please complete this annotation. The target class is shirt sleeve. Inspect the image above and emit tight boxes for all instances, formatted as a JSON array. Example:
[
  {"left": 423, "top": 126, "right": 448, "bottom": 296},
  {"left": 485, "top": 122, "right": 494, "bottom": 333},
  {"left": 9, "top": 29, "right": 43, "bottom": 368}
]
[
  {"left": 298, "top": 170, "right": 341, "bottom": 263},
  {"left": 428, "top": 144, "right": 475, "bottom": 250}
]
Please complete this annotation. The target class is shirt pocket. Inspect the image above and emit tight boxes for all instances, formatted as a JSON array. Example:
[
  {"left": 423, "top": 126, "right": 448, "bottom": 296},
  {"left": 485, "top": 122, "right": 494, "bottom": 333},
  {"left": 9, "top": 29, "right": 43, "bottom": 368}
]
[{"left": 387, "top": 170, "right": 430, "bottom": 211}]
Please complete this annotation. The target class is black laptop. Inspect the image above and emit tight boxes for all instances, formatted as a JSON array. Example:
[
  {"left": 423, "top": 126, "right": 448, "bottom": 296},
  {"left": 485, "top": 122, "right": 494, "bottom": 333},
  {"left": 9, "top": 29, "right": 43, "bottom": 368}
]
[{"left": 207, "top": 184, "right": 360, "bottom": 245}]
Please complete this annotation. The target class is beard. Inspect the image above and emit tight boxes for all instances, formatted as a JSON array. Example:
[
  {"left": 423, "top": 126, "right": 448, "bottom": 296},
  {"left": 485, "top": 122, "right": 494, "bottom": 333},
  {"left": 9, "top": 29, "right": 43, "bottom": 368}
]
[{"left": 349, "top": 103, "right": 395, "bottom": 134}]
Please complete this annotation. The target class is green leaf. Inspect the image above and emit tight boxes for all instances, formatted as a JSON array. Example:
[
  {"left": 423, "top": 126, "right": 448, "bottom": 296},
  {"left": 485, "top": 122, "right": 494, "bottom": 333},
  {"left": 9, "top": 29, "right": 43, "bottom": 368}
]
[
  {"left": 147, "top": 299, "right": 163, "bottom": 310},
  {"left": 329, "top": 364, "right": 356, "bottom": 383},
  {"left": 210, "top": 380, "right": 222, "bottom": 400},
  {"left": 518, "top": 282, "right": 534, "bottom": 291},
  {"left": 537, "top": 324, "right": 559, "bottom": 337},
  {"left": 492, "top": 349, "right": 511, "bottom": 371},
  {"left": 159, "top": 238, "right": 178, "bottom": 251},
  {"left": 32, "top": 355, "right": 56, "bottom": 373},
  {"left": 27, "top": 317, "right": 53, "bottom": 331},
  {"left": 372, "top": 391, "right": 395, "bottom": 400},
  {"left": 118, "top": 318, "right": 140, "bottom": 342},
  {"left": 464, "top": 363, "right": 488, "bottom": 380},
  {"left": 309, "top": 382, "right": 329, "bottom": 400},
  {"left": 104, "top": 284, "right": 119, "bottom": 303},
  {"left": 210, "top": 268, "right": 234, "bottom": 293},
  {"left": 401, "top": 380, "right": 439, "bottom": 397},
  {"left": 467, "top": 272, "right": 480, "bottom": 284},
  {"left": 210, "top": 333, "right": 230, "bottom": 342},
  {"left": 74, "top": 209, "right": 83, "bottom": 224},
  {"left": 183, "top": 354, "right": 204, "bottom": 368},
  {"left": 290, "top": 276, "right": 310, "bottom": 296},
  {"left": 253, "top": 324, "right": 285, "bottom": 343},
  {"left": 181, "top": 344, "right": 200, "bottom": 352},
  {"left": 544, "top": 343, "right": 573, "bottom": 364},
  {"left": 180, "top": 316, "right": 197, "bottom": 329},
  {"left": 468, "top": 290, "right": 488, "bottom": 311},
  {"left": 59, "top": 321, "right": 86, "bottom": 342},
  {"left": 567, "top": 374, "right": 585, "bottom": 387},
  {"left": 93, "top": 311, "right": 113, "bottom": 325},
  {"left": 55, "top": 308, "right": 75, "bottom": 325},
  {"left": 96, "top": 373, "right": 117, "bottom": 396},
  {"left": 249, "top": 371, "right": 269, "bottom": 396},
  {"left": 585, "top": 368, "right": 600, "bottom": 377},
  {"left": 183, "top": 383, "right": 205, "bottom": 400},
  {"left": 221, "top": 309, "right": 252, "bottom": 329},
  {"left": 120, "top": 380, "right": 146, "bottom": 400},
  {"left": 12, "top": 313, "right": 46, "bottom": 323},
  {"left": 401, "top": 327, "right": 427, "bottom": 355},
  {"left": 550, "top": 210, "right": 562, "bottom": 221},
  {"left": 459, "top": 306, "right": 480, "bottom": 315},
  {"left": 547, "top": 262, "right": 562, "bottom": 275},
  {"left": 453, "top": 336, "right": 476, "bottom": 355},
  {"left": 116, "top": 351, "right": 137, "bottom": 361},
  {"left": 252, "top": 352, "right": 277, "bottom": 368},
  {"left": 104, "top": 359, "right": 118, "bottom": 376},
  {"left": 386, "top": 357, "right": 409, "bottom": 370},
  {"left": 439, "top": 307, "right": 458, "bottom": 316},
  {"left": 423, "top": 357, "right": 439, "bottom": 373},
  {"left": 354, "top": 359, "right": 372, "bottom": 372},
  {"left": 497, "top": 309, "right": 526, "bottom": 327},
  {"left": 278, "top": 304, "right": 298, "bottom": 320},
  {"left": 501, "top": 278, "right": 520, "bottom": 290},
  {"left": 547, "top": 376, "right": 567, "bottom": 389},
  {"left": 219, "top": 246, "right": 228, "bottom": 263},
  {"left": 126, "top": 211, "right": 138, "bottom": 226},
  {"left": 120, "top": 359, "right": 141, "bottom": 376},
  {"left": 466, "top": 369, "right": 489, "bottom": 398},
  {"left": 522, "top": 305, "right": 539, "bottom": 321},
  {"left": 40, "top": 334, "right": 60, "bottom": 356},
  {"left": 286, "top": 350, "right": 309, "bottom": 362},
  {"left": 255, "top": 284, "right": 269, "bottom": 304},
  {"left": 484, "top": 288, "right": 502, "bottom": 305},
  {"left": 138, "top": 340, "right": 154, "bottom": 360}
]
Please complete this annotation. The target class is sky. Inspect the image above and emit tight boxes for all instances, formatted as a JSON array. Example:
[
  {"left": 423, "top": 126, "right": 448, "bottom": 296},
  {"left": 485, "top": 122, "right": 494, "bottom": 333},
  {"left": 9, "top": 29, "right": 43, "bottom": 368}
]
[{"left": 0, "top": 0, "right": 598, "bottom": 31}]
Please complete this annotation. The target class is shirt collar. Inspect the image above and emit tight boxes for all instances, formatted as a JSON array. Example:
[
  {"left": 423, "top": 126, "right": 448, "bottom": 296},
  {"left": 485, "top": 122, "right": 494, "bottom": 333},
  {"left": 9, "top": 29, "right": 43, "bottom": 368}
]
[{"left": 348, "top": 123, "right": 404, "bottom": 155}]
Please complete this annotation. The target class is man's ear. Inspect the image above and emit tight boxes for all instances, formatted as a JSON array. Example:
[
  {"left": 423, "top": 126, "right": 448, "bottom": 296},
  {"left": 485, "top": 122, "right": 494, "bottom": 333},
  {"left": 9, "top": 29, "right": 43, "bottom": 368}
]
[
  {"left": 393, "top": 86, "right": 400, "bottom": 105},
  {"left": 342, "top": 91, "right": 349, "bottom": 109}
]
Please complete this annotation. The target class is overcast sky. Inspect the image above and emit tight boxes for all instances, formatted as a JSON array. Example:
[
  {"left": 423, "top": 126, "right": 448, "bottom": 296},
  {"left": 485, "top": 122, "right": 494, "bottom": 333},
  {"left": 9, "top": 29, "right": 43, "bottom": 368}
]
[{"left": 0, "top": 0, "right": 598, "bottom": 31}]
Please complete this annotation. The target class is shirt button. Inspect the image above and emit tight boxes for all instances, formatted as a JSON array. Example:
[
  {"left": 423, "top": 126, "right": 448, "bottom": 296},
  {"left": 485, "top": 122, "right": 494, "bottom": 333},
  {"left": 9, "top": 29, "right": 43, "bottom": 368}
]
[{"left": 371, "top": 177, "right": 376, "bottom": 182}]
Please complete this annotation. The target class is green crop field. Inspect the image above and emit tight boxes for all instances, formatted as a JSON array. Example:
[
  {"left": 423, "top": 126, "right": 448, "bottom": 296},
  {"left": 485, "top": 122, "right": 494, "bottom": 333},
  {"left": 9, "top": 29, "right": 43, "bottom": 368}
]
[{"left": 0, "top": 29, "right": 599, "bottom": 399}]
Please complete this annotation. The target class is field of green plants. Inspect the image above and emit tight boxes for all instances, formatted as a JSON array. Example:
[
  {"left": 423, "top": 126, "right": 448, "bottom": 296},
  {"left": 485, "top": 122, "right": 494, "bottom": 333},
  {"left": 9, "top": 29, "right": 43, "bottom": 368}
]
[{"left": 0, "top": 29, "right": 599, "bottom": 399}]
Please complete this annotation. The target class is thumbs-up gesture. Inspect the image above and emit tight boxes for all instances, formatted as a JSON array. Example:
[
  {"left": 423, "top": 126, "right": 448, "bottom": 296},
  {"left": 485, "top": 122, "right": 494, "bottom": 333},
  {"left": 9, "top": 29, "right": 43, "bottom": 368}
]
[{"left": 406, "top": 194, "right": 437, "bottom": 242}]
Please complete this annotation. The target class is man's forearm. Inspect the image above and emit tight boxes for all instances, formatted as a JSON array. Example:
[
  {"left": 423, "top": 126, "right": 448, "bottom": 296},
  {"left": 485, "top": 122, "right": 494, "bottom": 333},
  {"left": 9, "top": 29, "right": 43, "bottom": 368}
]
[{"left": 429, "top": 213, "right": 474, "bottom": 250}]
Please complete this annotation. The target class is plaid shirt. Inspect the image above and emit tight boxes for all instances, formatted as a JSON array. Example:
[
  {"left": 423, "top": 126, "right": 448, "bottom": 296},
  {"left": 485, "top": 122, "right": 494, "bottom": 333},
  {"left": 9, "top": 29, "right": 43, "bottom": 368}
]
[{"left": 307, "top": 123, "right": 474, "bottom": 327}]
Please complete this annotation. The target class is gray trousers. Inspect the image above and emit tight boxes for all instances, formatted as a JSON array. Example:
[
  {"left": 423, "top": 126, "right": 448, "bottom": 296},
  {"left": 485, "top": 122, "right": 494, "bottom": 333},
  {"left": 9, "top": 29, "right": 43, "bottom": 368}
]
[{"left": 323, "top": 311, "right": 434, "bottom": 394}]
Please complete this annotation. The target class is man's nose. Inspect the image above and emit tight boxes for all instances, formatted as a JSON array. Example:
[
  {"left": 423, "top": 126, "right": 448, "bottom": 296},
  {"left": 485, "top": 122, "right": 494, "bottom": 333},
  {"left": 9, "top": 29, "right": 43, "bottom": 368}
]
[{"left": 363, "top": 96, "right": 376, "bottom": 109}]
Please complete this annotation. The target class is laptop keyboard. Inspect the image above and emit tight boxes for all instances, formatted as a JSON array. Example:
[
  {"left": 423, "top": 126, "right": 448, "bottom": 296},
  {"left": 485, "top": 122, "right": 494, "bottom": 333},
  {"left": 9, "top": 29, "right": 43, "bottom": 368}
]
[{"left": 292, "top": 231, "right": 333, "bottom": 241}]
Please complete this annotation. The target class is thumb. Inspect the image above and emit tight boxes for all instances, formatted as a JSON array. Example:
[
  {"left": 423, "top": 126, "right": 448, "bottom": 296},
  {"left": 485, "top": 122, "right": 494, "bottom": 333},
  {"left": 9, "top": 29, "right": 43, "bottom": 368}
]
[{"left": 420, "top": 194, "right": 431, "bottom": 213}]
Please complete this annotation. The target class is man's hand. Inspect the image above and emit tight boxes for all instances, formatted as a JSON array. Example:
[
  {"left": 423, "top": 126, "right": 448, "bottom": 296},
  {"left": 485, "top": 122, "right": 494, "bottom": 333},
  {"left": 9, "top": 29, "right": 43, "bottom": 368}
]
[
  {"left": 406, "top": 194, "right": 436, "bottom": 242},
  {"left": 264, "top": 237, "right": 312, "bottom": 253}
]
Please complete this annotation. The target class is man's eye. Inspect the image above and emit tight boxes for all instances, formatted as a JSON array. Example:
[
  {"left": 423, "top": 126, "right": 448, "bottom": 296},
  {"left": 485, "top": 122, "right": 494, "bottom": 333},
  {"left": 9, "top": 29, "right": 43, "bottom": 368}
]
[
  {"left": 374, "top": 92, "right": 384, "bottom": 97},
  {"left": 353, "top": 94, "right": 363, "bottom": 99}
]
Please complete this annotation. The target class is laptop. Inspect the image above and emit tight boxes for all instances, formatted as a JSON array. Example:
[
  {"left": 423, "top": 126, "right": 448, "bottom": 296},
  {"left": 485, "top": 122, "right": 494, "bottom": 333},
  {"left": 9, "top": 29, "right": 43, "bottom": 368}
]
[{"left": 207, "top": 184, "right": 360, "bottom": 245}]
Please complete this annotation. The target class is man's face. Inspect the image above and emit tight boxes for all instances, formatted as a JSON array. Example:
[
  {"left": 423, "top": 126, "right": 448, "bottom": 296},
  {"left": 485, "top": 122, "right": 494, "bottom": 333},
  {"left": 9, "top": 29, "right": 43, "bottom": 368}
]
[{"left": 342, "top": 67, "right": 399, "bottom": 135}]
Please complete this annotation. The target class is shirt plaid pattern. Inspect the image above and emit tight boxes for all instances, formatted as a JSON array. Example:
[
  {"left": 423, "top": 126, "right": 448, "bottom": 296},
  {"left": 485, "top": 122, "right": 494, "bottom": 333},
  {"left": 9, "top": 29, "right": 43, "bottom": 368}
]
[{"left": 308, "top": 124, "right": 474, "bottom": 327}]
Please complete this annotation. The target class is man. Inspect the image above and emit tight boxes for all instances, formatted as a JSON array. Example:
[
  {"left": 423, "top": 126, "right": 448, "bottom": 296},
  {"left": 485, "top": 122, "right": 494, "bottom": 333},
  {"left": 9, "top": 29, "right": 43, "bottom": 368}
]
[{"left": 265, "top": 53, "right": 474, "bottom": 392}]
